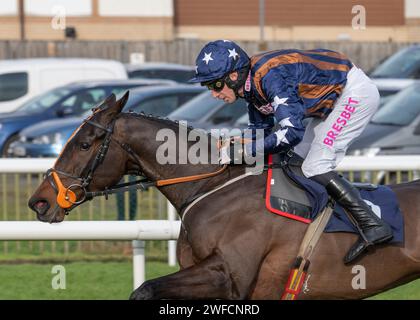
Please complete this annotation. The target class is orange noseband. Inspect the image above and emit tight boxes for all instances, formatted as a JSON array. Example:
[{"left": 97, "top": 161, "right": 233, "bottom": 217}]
[{"left": 51, "top": 172, "right": 77, "bottom": 209}]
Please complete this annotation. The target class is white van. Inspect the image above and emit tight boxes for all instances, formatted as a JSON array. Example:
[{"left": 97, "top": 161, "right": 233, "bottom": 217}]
[{"left": 0, "top": 58, "right": 127, "bottom": 113}]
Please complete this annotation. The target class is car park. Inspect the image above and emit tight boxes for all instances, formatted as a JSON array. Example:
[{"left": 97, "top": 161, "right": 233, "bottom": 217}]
[
  {"left": 0, "top": 79, "right": 174, "bottom": 156},
  {"left": 348, "top": 83, "right": 420, "bottom": 156},
  {"left": 125, "top": 62, "right": 196, "bottom": 84},
  {"left": 0, "top": 58, "right": 128, "bottom": 113},
  {"left": 168, "top": 91, "right": 248, "bottom": 131},
  {"left": 370, "top": 45, "right": 420, "bottom": 103},
  {"left": 9, "top": 84, "right": 205, "bottom": 157}
]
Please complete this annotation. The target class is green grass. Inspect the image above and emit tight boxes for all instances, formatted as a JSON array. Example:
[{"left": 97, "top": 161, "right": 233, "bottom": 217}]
[
  {"left": 0, "top": 260, "right": 419, "bottom": 299},
  {"left": 0, "top": 261, "right": 178, "bottom": 300},
  {"left": 0, "top": 240, "right": 169, "bottom": 262},
  {"left": 370, "top": 280, "right": 420, "bottom": 300}
]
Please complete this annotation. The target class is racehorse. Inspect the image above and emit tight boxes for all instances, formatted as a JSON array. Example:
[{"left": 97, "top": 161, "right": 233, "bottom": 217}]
[{"left": 28, "top": 93, "right": 420, "bottom": 299}]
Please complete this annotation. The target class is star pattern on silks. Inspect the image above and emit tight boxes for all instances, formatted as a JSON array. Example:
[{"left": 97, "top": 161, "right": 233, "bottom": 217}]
[
  {"left": 228, "top": 48, "right": 239, "bottom": 60},
  {"left": 271, "top": 96, "right": 289, "bottom": 111},
  {"left": 279, "top": 117, "right": 295, "bottom": 128},
  {"left": 275, "top": 128, "right": 290, "bottom": 146},
  {"left": 202, "top": 52, "right": 214, "bottom": 65}
]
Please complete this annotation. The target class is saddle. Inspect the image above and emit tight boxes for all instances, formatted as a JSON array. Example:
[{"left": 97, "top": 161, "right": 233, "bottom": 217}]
[{"left": 266, "top": 151, "right": 378, "bottom": 224}]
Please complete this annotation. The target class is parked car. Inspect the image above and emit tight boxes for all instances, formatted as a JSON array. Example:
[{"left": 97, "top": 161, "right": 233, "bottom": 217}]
[
  {"left": 232, "top": 113, "right": 249, "bottom": 129},
  {"left": 125, "top": 62, "right": 196, "bottom": 84},
  {"left": 370, "top": 45, "right": 420, "bottom": 102},
  {"left": 0, "top": 58, "right": 128, "bottom": 113},
  {"left": 223, "top": 111, "right": 312, "bottom": 138},
  {"left": 9, "top": 85, "right": 205, "bottom": 157},
  {"left": 0, "top": 79, "right": 175, "bottom": 156},
  {"left": 348, "top": 83, "right": 420, "bottom": 156},
  {"left": 168, "top": 91, "right": 248, "bottom": 131}
]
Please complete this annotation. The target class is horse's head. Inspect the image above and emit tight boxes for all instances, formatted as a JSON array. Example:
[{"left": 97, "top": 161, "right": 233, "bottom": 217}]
[{"left": 29, "top": 92, "right": 130, "bottom": 223}]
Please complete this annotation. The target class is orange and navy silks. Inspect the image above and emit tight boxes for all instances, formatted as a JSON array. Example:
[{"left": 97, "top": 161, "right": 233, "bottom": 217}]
[
  {"left": 281, "top": 256, "right": 311, "bottom": 300},
  {"left": 243, "top": 48, "right": 353, "bottom": 155}
]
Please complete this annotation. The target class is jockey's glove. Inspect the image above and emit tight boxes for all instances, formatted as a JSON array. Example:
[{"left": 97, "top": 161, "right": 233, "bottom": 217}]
[
  {"left": 244, "top": 138, "right": 266, "bottom": 158},
  {"left": 218, "top": 137, "right": 245, "bottom": 165}
]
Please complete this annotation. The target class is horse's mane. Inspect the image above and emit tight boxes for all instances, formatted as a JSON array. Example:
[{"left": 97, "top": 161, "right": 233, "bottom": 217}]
[
  {"left": 120, "top": 111, "right": 214, "bottom": 141},
  {"left": 91, "top": 95, "right": 212, "bottom": 140}
]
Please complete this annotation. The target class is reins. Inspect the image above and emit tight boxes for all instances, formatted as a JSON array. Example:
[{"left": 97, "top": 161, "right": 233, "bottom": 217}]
[{"left": 85, "top": 164, "right": 228, "bottom": 199}]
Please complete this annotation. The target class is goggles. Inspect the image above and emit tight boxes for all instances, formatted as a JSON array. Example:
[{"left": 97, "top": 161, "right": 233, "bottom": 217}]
[{"left": 203, "top": 78, "right": 225, "bottom": 92}]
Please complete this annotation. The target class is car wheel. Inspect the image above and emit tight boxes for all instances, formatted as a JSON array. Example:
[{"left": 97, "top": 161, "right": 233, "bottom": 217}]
[{"left": 1, "top": 134, "right": 19, "bottom": 158}]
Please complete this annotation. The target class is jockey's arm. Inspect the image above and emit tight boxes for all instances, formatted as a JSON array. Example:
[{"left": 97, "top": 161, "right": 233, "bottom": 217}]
[
  {"left": 245, "top": 103, "right": 275, "bottom": 155},
  {"left": 246, "top": 69, "right": 306, "bottom": 156},
  {"left": 246, "top": 103, "right": 274, "bottom": 138}
]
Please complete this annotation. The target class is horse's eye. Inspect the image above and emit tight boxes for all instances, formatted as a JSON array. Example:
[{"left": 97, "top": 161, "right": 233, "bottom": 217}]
[{"left": 80, "top": 142, "right": 90, "bottom": 151}]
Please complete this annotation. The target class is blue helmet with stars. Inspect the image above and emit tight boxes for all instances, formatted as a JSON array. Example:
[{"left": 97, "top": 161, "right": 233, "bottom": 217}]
[{"left": 189, "top": 40, "right": 250, "bottom": 84}]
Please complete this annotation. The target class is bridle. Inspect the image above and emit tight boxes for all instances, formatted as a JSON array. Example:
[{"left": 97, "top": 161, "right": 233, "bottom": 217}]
[
  {"left": 45, "top": 116, "right": 228, "bottom": 220},
  {"left": 45, "top": 118, "right": 118, "bottom": 212}
]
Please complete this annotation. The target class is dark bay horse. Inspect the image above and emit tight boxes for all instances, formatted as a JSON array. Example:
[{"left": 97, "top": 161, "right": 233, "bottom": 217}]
[{"left": 28, "top": 93, "right": 420, "bottom": 299}]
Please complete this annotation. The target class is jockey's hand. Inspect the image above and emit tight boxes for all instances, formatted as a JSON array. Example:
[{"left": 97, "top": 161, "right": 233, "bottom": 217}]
[{"left": 218, "top": 137, "right": 245, "bottom": 165}]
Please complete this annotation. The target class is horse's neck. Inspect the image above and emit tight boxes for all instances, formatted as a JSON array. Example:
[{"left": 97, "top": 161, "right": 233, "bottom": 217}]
[{"left": 117, "top": 114, "right": 238, "bottom": 211}]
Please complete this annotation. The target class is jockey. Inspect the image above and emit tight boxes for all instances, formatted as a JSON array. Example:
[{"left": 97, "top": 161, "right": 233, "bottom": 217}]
[{"left": 189, "top": 39, "right": 393, "bottom": 264}]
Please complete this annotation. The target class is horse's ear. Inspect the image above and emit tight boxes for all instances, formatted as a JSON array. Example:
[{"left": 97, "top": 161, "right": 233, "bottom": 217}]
[
  {"left": 104, "top": 93, "right": 117, "bottom": 107},
  {"left": 115, "top": 91, "right": 129, "bottom": 113},
  {"left": 106, "top": 91, "right": 129, "bottom": 118},
  {"left": 92, "top": 93, "right": 117, "bottom": 113},
  {"left": 94, "top": 91, "right": 129, "bottom": 124}
]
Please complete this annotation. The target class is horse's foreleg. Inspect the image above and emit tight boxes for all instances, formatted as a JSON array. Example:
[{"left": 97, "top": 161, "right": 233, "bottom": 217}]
[
  {"left": 177, "top": 227, "right": 196, "bottom": 269},
  {"left": 129, "top": 251, "right": 235, "bottom": 300}
]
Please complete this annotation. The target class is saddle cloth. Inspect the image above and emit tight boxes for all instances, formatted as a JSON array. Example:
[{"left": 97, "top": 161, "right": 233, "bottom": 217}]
[{"left": 266, "top": 153, "right": 404, "bottom": 243}]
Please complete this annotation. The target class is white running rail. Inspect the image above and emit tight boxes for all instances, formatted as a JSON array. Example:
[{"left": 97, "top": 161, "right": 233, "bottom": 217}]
[
  {"left": 0, "top": 220, "right": 181, "bottom": 289},
  {"left": 1, "top": 156, "right": 420, "bottom": 173}
]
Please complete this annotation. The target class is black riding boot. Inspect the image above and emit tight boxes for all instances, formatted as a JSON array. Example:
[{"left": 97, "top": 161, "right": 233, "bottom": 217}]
[{"left": 311, "top": 172, "right": 393, "bottom": 264}]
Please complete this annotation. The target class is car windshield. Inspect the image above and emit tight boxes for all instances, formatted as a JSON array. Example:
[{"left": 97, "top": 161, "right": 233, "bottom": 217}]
[
  {"left": 235, "top": 113, "right": 249, "bottom": 126},
  {"left": 17, "top": 88, "right": 71, "bottom": 114},
  {"left": 128, "top": 69, "right": 196, "bottom": 83},
  {"left": 371, "top": 85, "right": 420, "bottom": 126},
  {"left": 370, "top": 47, "right": 420, "bottom": 78},
  {"left": 169, "top": 92, "right": 222, "bottom": 121}
]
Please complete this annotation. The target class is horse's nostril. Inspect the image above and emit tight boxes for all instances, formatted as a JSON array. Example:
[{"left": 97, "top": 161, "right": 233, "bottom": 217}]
[
  {"left": 31, "top": 200, "right": 49, "bottom": 215},
  {"left": 34, "top": 201, "right": 47, "bottom": 209}
]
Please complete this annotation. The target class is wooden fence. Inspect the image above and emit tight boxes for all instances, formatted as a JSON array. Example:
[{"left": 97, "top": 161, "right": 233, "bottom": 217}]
[{"left": 0, "top": 39, "right": 415, "bottom": 72}]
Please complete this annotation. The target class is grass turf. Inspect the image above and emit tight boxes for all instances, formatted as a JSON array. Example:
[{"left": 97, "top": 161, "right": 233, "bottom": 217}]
[
  {"left": 0, "top": 261, "right": 177, "bottom": 300},
  {"left": 0, "top": 261, "right": 419, "bottom": 299}
]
